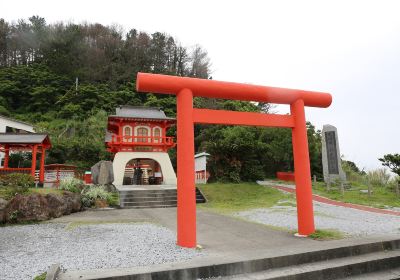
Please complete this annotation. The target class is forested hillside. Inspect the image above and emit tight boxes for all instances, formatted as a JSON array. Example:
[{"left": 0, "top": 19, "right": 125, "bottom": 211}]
[{"left": 0, "top": 16, "right": 323, "bottom": 181}]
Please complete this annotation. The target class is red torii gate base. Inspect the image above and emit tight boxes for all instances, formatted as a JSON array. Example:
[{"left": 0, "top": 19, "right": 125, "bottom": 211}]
[{"left": 137, "top": 72, "right": 332, "bottom": 248}]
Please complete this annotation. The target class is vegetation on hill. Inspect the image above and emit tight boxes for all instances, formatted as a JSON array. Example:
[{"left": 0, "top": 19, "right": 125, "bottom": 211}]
[{"left": 0, "top": 16, "right": 325, "bottom": 180}]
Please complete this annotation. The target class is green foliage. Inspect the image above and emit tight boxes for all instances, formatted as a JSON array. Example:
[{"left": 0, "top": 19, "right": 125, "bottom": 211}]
[
  {"left": 379, "top": 154, "right": 400, "bottom": 177},
  {"left": 366, "top": 169, "right": 391, "bottom": 187},
  {"left": 0, "top": 174, "right": 34, "bottom": 199},
  {"left": 59, "top": 177, "right": 84, "bottom": 193},
  {"left": 197, "top": 123, "right": 322, "bottom": 182},
  {"left": 0, "top": 16, "right": 327, "bottom": 182},
  {"left": 309, "top": 229, "right": 344, "bottom": 240},
  {"left": 198, "top": 182, "right": 291, "bottom": 213},
  {"left": 0, "top": 173, "right": 35, "bottom": 188},
  {"left": 312, "top": 181, "right": 400, "bottom": 208},
  {"left": 33, "top": 272, "right": 47, "bottom": 280},
  {"left": 81, "top": 186, "right": 112, "bottom": 207}
]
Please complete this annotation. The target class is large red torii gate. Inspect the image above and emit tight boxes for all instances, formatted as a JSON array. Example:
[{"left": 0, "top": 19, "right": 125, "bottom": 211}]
[{"left": 136, "top": 72, "right": 332, "bottom": 248}]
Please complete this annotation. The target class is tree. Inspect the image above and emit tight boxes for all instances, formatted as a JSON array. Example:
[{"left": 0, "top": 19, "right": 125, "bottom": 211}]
[{"left": 379, "top": 154, "right": 400, "bottom": 177}]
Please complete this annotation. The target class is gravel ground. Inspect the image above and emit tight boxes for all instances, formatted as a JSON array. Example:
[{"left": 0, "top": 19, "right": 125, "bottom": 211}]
[
  {"left": 0, "top": 223, "right": 203, "bottom": 280},
  {"left": 236, "top": 201, "right": 400, "bottom": 236}
]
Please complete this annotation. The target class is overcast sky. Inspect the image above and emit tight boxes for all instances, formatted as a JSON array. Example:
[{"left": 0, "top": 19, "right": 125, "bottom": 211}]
[{"left": 3, "top": 0, "right": 400, "bottom": 171}]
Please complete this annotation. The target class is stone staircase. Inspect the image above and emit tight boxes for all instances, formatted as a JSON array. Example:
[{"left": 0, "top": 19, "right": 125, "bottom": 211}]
[
  {"left": 58, "top": 238, "right": 400, "bottom": 279},
  {"left": 119, "top": 187, "right": 206, "bottom": 208}
]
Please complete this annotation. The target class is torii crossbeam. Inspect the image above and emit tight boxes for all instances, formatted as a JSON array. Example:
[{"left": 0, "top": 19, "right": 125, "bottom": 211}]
[{"left": 136, "top": 72, "right": 332, "bottom": 248}]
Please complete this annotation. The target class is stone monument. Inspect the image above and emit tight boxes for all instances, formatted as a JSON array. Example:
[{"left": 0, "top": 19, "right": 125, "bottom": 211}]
[
  {"left": 321, "top": 124, "right": 346, "bottom": 183},
  {"left": 91, "top": 160, "right": 114, "bottom": 185}
]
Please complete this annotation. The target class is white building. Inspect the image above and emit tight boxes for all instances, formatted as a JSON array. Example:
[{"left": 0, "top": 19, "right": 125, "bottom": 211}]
[
  {"left": 195, "top": 152, "right": 210, "bottom": 184},
  {"left": 0, "top": 115, "right": 35, "bottom": 167}
]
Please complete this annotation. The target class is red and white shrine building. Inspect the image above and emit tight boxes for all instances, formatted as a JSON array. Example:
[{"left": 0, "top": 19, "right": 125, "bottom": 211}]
[{"left": 105, "top": 106, "right": 177, "bottom": 186}]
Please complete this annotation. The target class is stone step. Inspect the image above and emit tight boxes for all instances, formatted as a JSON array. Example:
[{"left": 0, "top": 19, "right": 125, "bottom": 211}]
[
  {"left": 338, "top": 267, "right": 400, "bottom": 279},
  {"left": 119, "top": 187, "right": 206, "bottom": 208},
  {"left": 57, "top": 239, "right": 400, "bottom": 280},
  {"left": 120, "top": 194, "right": 204, "bottom": 199},
  {"left": 122, "top": 204, "right": 177, "bottom": 209},
  {"left": 216, "top": 250, "right": 400, "bottom": 280}
]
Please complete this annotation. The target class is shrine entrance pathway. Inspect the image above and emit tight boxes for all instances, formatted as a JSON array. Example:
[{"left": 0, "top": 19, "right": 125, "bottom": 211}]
[{"left": 49, "top": 207, "right": 396, "bottom": 258}]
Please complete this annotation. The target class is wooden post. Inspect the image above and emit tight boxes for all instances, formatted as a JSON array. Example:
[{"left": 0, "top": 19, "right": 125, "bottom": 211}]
[
  {"left": 31, "top": 145, "right": 37, "bottom": 178},
  {"left": 327, "top": 175, "right": 331, "bottom": 191},
  {"left": 367, "top": 180, "right": 372, "bottom": 198},
  {"left": 340, "top": 181, "right": 345, "bottom": 196},
  {"left": 313, "top": 175, "right": 317, "bottom": 183},
  {"left": 39, "top": 146, "right": 46, "bottom": 183}
]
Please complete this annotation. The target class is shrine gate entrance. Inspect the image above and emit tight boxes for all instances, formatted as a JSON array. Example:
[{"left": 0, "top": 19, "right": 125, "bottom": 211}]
[{"left": 136, "top": 72, "right": 332, "bottom": 248}]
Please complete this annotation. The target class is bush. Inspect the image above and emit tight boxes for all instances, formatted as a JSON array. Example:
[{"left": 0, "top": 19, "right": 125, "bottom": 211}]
[
  {"left": 59, "top": 177, "right": 84, "bottom": 193},
  {"left": 33, "top": 272, "right": 46, "bottom": 280},
  {"left": 0, "top": 173, "right": 34, "bottom": 198},
  {"left": 81, "top": 186, "right": 112, "bottom": 207},
  {"left": 0, "top": 173, "right": 35, "bottom": 188},
  {"left": 366, "top": 169, "right": 391, "bottom": 187}
]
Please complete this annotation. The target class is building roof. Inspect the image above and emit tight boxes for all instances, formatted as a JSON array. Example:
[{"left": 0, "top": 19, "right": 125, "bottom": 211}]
[
  {"left": 0, "top": 133, "right": 51, "bottom": 145},
  {"left": 110, "top": 106, "right": 175, "bottom": 121},
  {"left": 195, "top": 152, "right": 210, "bottom": 158},
  {"left": 0, "top": 114, "right": 34, "bottom": 129}
]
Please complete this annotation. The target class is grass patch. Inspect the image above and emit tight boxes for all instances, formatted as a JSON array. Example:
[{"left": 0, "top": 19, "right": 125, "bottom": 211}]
[
  {"left": 197, "top": 182, "right": 292, "bottom": 213},
  {"left": 33, "top": 272, "right": 47, "bottom": 280},
  {"left": 312, "top": 181, "right": 400, "bottom": 209},
  {"left": 0, "top": 187, "right": 64, "bottom": 200},
  {"left": 29, "top": 188, "right": 64, "bottom": 195},
  {"left": 308, "top": 229, "right": 344, "bottom": 241}
]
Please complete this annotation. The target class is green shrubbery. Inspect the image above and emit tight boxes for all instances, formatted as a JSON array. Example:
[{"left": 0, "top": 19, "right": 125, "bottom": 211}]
[
  {"left": 81, "top": 186, "right": 114, "bottom": 208},
  {"left": 59, "top": 177, "right": 84, "bottom": 193},
  {"left": 0, "top": 173, "right": 35, "bottom": 199},
  {"left": 0, "top": 173, "right": 35, "bottom": 188}
]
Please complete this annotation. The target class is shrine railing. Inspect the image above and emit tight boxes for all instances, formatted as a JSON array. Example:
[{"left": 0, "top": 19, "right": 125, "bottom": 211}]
[{"left": 110, "top": 135, "right": 175, "bottom": 146}]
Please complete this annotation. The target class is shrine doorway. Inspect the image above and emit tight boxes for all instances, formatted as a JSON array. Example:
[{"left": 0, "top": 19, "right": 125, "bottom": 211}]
[
  {"left": 112, "top": 152, "right": 177, "bottom": 186},
  {"left": 123, "top": 158, "right": 163, "bottom": 185}
]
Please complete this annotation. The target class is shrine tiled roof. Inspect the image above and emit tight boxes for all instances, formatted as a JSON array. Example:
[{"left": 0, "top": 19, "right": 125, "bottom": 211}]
[
  {"left": 0, "top": 133, "right": 51, "bottom": 146},
  {"left": 110, "top": 106, "right": 175, "bottom": 120}
]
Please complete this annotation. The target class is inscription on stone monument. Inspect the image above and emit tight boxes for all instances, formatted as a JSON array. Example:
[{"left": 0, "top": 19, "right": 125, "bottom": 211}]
[{"left": 325, "top": 131, "right": 339, "bottom": 174}]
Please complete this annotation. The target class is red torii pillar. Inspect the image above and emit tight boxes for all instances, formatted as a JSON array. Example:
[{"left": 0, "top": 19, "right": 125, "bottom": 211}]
[{"left": 136, "top": 72, "right": 332, "bottom": 248}]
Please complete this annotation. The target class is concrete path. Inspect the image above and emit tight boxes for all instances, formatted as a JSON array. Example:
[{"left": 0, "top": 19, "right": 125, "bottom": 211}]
[
  {"left": 49, "top": 207, "right": 316, "bottom": 256},
  {"left": 258, "top": 180, "right": 400, "bottom": 216}
]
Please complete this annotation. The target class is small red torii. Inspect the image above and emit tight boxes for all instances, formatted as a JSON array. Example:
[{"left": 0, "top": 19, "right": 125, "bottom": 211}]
[{"left": 136, "top": 72, "right": 332, "bottom": 248}]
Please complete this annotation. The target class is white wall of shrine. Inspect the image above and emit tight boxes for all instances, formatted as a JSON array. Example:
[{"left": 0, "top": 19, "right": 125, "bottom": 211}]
[{"left": 113, "top": 152, "right": 177, "bottom": 185}]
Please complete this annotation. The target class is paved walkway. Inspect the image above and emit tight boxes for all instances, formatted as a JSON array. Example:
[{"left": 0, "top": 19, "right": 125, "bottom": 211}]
[{"left": 258, "top": 181, "right": 400, "bottom": 216}]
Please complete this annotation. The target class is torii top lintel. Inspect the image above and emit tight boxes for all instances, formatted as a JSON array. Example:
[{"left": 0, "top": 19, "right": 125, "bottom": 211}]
[{"left": 136, "top": 72, "right": 332, "bottom": 108}]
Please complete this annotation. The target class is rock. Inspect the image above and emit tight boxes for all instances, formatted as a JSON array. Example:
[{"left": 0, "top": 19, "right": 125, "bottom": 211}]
[
  {"left": 46, "top": 193, "right": 67, "bottom": 218},
  {"left": 5, "top": 194, "right": 49, "bottom": 222},
  {"left": 360, "top": 189, "right": 373, "bottom": 194},
  {"left": 91, "top": 160, "right": 114, "bottom": 185},
  {"left": 0, "top": 198, "right": 8, "bottom": 223},
  {"left": 63, "top": 192, "right": 81, "bottom": 213}
]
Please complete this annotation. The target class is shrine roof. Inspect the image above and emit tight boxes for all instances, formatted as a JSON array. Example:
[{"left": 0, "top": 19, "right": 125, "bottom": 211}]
[
  {"left": 0, "top": 133, "right": 51, "bottom": 145},
  {"left": 110, "top": 106, "right": 175, "bottom": 121}
]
